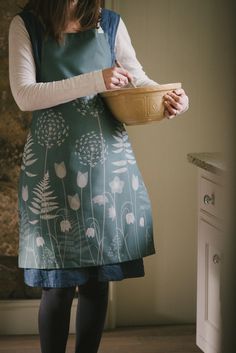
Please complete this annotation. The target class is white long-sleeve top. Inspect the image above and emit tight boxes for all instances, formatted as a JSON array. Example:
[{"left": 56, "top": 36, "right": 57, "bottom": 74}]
[{"left": 8, "top": 15, "right": 158, "bottom": 112}]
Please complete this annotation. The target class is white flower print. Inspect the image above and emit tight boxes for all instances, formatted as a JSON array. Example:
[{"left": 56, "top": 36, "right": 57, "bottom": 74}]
[
  {"left": 132, "top": 174, "right": 139, "bottom": 191},
  {"left": 126, "top": 212, "right": 135, "bottom": 224},
  {"left": 35, "top": 109, "right": 69, "bottom": 148},
  {"left": 54, "top": 161, "right": 66, "bottom": 179},
  {"left": 139, "top": 216, "right": 145, "bottom": 227},
  {"left": 108, "top": 206, "right": 116, "bottom": 221},
  {"left": 86, "top": 227, "right": 95, "bottom": 238},
  {"left": 22, "top": 185, "right": 28, "bottom": 202},
  {"left": 75, "top": 131, "right": 108, "bottom": 167},
  {"left": 92, "top": 194, "right": 109, "bottom": 206},
  {"left": 68, "top": 193, "right": 81, "bottom": 210},
  {"left": 60, "top": 220, "right": 72, "bottom": 232},
  {"left": 109, "top": 176, "right": 124, "bottom": 194},
  {"left": 36, "top": 236, "right": 45, "bottom": 247},
  {"left": 77, "top": 171, "right": 88, "bottom": 188}
]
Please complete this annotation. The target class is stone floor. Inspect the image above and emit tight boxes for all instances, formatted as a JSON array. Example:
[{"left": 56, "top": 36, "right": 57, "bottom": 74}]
[{"left": 0, "top": 325, "right": 202, "bottom": 353}]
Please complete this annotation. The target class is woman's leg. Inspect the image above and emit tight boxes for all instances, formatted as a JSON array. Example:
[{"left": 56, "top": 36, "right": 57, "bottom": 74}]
[
  {"left": 38, "top": 286, "right": 76, "bottom": 353},
  {"left": 75, "top": 278, "right": 109, "bottom": 353}
]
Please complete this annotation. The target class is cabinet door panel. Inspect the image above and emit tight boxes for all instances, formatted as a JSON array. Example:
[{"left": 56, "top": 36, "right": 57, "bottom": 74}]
[
  {"left": 197, "top": 218, "right": 223, "bottom": 353},
  {"left": 207, "top": 242, "right": 221, "bottom": 329}
]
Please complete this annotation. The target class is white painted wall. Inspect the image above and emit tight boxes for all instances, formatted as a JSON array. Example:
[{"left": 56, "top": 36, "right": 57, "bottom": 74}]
[{"left": 106, "top": 0, "right": 233, "bottom": 326}]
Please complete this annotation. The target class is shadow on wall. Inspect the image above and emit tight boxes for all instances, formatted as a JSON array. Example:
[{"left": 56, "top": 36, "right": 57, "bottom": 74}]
[{"left": 0, "top": 0, "right": 42, "bottom": 299}]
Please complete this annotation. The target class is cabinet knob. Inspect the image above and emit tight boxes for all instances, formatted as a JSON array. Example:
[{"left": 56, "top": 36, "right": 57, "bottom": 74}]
[
  {"left": 213, "top": 254, "right": 221, "bottom": 264},
  {"left": 203, "top": 193, "right": 215, "bottom": 205}
]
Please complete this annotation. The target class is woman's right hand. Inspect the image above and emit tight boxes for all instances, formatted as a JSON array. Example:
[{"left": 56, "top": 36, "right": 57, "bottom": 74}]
[{"left": 102, "top": 66, "right": 133, "bottom": 90}]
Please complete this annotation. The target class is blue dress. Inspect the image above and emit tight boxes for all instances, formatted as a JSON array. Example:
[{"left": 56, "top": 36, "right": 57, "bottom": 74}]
[
  {"left": 24, "top": 258, "right": 145, "bottom": 287},
  {"left": 19, "top": 9, "right": 155, "bottom": 288}
]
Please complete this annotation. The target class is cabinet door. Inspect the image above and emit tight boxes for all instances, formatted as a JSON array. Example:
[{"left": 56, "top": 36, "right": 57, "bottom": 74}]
[{"left": 197, "top": 218, "right": 223, "bottom": 353}]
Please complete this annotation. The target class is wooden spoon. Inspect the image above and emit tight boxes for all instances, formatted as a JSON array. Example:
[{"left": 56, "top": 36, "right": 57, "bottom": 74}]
[{"left": 115, "top": 59, "right": 137, "bottom": 88}]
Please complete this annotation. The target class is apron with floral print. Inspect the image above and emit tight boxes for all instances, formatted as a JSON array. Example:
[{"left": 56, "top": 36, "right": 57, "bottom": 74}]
[{"left": 17, "top": 9, "right": 156, "bottom": 269}]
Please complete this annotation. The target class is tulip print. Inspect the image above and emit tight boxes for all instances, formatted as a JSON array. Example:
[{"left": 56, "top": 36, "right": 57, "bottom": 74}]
[
  {"left": 126, "top": 212, "right": 135, "bottom": 224},
  {"left": 22, "top": 185, "right": 28, "bottom": 202},
  {"left": 60, "top": 219, "right": 72, "bottom": 233},
  {"left": 54, "top": 161, "right": 66, "bottom": 179},
  {"left": 139, "top": 216, "right": 145, "bottom": 227},
  {"left": 109, "top": 176, "right": 124, "bottom": 194},
  {"left": 132, "top": 174, "right": 139, "bottom": 191},
  {"left": 68, "top": 193, "right": 80, "bottom": 211},
  {"left": 36, "top": 236, "right": 45, "bottom": 247},
  {"left": 77, "top": 171, "right": 88, "bottom": 188}
]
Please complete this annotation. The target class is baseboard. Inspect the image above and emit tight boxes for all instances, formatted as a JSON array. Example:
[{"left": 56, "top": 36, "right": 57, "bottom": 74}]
[{"left": 0, "top": 282, "right": 117, "bottom": 335}]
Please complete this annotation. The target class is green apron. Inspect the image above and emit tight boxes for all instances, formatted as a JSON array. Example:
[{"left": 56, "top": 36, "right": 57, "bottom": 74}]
[{"left": 18, "top": 11, "right": 156, "bottom": 269}]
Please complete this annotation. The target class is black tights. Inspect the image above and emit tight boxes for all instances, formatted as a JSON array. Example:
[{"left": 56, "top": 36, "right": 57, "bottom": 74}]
[{"left": 38, "top": 278, "right": 109, "bottom": 353}]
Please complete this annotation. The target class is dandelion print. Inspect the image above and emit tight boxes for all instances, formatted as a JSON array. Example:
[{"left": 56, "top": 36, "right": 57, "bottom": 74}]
[
  {"left": 75, "top": 131, "right": 108, "bottom": 167},
  {"left": 72, "top": 95, "right": 105, "bottom": 117},
  {"left": 35, "top": 109, "right": 69, "bottom": 148}
]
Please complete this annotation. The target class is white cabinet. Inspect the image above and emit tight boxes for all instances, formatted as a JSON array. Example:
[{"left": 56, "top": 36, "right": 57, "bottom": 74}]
[{"left": 196, "top": 168, "right": 224, "bottom": 353}]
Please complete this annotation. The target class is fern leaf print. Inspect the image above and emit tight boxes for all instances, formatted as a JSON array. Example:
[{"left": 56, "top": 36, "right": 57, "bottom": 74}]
[
  {"left": 29, "top": 171, "right": 59, "bottom": 220},
  {"left": 21, "top": 130, "right": 38, "bottom": 177}
]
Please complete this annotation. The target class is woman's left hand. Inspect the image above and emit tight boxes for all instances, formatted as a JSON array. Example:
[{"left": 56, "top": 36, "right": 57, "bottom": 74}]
[{"left": 163, "top": 88, "right": 189, "bottom": 119}]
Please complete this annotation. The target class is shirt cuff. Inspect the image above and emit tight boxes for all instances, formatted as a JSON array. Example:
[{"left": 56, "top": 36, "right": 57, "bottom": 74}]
[{"left": 93, "top": 70, "right": 107, "bottom": 93}]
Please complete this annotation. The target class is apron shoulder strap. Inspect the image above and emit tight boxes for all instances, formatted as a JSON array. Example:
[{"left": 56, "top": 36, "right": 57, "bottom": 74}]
[
  {"left": 100, "top": 8, "right": 121, "bottom": 65},
  {"left": 18, "top": 10, "right": 45, "bottom": 82},
  {"left": 17, "top": 8, "right": 120, "bottom": 81}
]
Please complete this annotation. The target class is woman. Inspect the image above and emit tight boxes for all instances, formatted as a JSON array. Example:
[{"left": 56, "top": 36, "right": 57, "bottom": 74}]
[{"left": 8, "top": 1, "right": 189, "bottom": 353}]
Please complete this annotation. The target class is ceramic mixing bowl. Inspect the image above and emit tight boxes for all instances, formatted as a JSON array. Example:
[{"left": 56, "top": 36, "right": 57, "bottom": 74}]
[{"left": 100, "top": 82, "right": 182, "bottom": 125}]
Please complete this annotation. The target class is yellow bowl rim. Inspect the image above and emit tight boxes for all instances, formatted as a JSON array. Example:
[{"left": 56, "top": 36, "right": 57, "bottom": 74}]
[{"left": 100, "top": 82, "right": 182, "bottom": 97}]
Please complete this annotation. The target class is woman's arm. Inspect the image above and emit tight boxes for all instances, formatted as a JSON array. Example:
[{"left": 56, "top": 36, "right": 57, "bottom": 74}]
[
  {"left": 8, "top": 15, "right": 107, "bottom": 111},
  {"left": 115, "top": 18, "right": 189, "bottom": 118},
  {"left": 115, "top": 18, "right": 158, "bottom": 87}
]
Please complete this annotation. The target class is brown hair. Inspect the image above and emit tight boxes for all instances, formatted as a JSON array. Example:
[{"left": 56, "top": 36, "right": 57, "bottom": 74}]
[{"left": 24, "top": 0, "right": 101, "bottom": 43}]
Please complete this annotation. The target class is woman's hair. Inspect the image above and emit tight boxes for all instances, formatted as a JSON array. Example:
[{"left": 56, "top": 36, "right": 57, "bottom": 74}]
[{"left": 23, "top": 0, "right": 101, "bottom": 43}]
